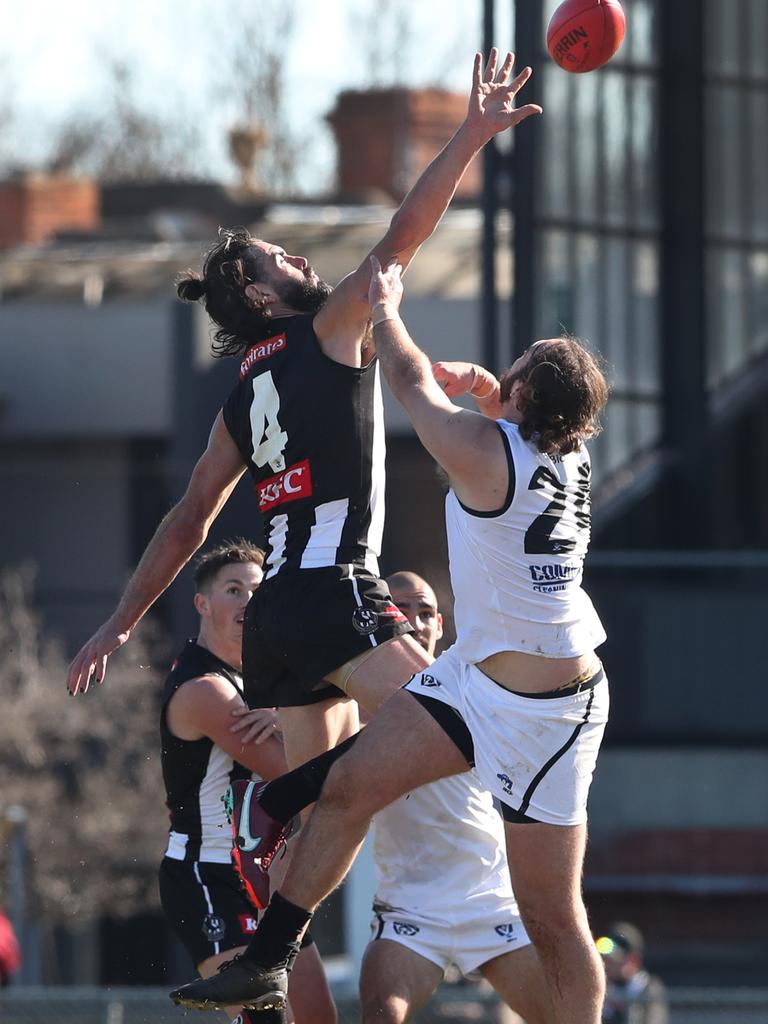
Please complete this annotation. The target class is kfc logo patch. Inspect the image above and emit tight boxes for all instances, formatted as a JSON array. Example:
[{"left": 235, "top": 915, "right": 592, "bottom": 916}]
[
  {"left": 240, "top": 334, "right": 287, "bottom": 378},
  {"left": 257, "top": 459, "right": 313, "bottom": 511},
  {"left": 239, "top": 914, "right": 259, "bottom": 934}
]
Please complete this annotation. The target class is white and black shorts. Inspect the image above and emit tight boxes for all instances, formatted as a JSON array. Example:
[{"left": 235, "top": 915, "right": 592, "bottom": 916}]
[
  {"left": 369, "top": 899, "right": 531, "bottom": 976},
  {"left": 404, "top": 645, "right": 609, "bottom": 826}
]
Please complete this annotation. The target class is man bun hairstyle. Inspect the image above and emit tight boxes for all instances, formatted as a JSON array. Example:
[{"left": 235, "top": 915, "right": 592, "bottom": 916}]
[
  {"left": 176, "top": 227, "right": 273, "bottom": 358},
  {"left": 192, "top": 538, "right": 265, "bottom": 593},
  {"left": 500, "top": 337, "right": 609, "bottom": 456},
  {"left": 176, "top": 276, "right": 207, "bottom": 302}
]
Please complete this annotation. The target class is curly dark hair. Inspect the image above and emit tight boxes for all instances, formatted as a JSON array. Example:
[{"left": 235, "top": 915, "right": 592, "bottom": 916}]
[
  {"left": 499, "top": 338, "right": 609, "bottom": 456},
  {"left": 192, "top": 538, "right": 265, "bottom": 592},
  {"left": 176, "top": 227, "right": 275, "bottom": 357}
]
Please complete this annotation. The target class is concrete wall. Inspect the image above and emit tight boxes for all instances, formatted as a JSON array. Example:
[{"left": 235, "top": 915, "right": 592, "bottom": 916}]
[
  {"left": 0, "top": 299, "right": 173, "bottom": 436},
  {"left": 0, "top": 439, "right": 135, "bottom": 646},
  {"left": 591, "top": 748, "right": 768, "bottom": 832}
]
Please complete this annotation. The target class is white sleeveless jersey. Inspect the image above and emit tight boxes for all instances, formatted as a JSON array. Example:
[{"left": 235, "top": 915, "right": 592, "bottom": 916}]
[
  {"left": 372, "top": 770, "right": 513, "bottom": 916},
  {"left": 446, "top": 420, "right": 606, "bottom": 662}
]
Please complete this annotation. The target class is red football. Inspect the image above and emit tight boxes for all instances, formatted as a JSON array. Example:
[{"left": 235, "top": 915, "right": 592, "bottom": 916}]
[{"left": 546, "top": 0, "right": 626, "bottom": 73}]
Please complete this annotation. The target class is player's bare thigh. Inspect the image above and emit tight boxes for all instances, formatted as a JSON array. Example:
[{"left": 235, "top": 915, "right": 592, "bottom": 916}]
[
  {"left": 320, "top": 689, "right": 470, "bottom": 819},
  {"left": 279, "top": 695, "right": 360, "bottom": 769},
  {"left": 360, "top": 938, "right": 444, "bottom": 1024},
  {"left": 325, "top": 633, "right": 432, "bottom": 713},
  {"left": 278, "top": 635, "right": 429, "bottom": 770},
  {"left": 479, "top": 943, "right": 549, "bottom": 1024}
]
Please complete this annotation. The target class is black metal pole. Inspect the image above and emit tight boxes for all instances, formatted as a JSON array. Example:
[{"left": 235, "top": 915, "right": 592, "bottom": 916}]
[
  {"left": 659, "top": 0, "right": 708, "bottom": 546},
  {"left": 511, "top": 0, "right": 543, "bottom": 360}
]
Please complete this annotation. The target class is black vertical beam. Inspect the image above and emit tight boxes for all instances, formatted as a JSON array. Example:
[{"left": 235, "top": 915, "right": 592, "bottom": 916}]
[
  {"left": 511, "top": 0, "right": 543, "bottom": 360},
  {"left": 659, "top": 2, "right": 708, "bottom": 546},
  {"left": 481, "top": 0, "right": 499, "bottom": 372}
]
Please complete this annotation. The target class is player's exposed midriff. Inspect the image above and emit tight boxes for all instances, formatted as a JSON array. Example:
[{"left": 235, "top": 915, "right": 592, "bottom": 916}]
[{"left": 477, "top": 647, "right": 601, "bottom": 694}]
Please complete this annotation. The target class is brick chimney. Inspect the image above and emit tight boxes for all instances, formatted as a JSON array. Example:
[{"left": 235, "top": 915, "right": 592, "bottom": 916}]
[
  {"left": 327, "top": 88, "right": 479, "bottom": 202},
  {"left": 0, "top": 173, "right": 100, "bottom": 248}
]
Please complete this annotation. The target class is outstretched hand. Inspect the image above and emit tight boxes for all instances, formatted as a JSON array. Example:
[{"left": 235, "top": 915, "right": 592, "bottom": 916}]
[
  {"left": 66, "top": 620, "right": 131, "bottom": 695},
  {"left": 368, "top": 255, "right": 404, "bottom": 312},
  {"left": 465, "top": 48, "right": 542, "bottom": 143}
]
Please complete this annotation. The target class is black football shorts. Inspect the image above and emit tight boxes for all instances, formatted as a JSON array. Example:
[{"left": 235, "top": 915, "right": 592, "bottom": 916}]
[
  {"left": 242, "top": 564, "right": 413, "bottom": 708},
  {"left": 159, "top": 857, "right": 259, "bottom": 967}
]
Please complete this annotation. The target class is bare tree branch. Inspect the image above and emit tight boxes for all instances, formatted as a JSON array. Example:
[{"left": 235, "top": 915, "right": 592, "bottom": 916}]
[
  {"left": 45, "top": 59, "right": 205, "bottom": 182},
  {"left": 215, "top": 0, "right": 300, "bottom": 195},
  {"left": 0, "top": 567, "right": 168, "bottom": 922}
]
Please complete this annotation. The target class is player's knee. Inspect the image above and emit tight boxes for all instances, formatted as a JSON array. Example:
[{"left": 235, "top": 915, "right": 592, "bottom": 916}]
[
  {"left": 318, "top": 755, "right": 370, "bottom": 818},
  {"left": 360, "top": 993, "right": 407, "bottom": 1024},
  {"left": 517, "top": 899, "right": 585, "bottom": 961}
]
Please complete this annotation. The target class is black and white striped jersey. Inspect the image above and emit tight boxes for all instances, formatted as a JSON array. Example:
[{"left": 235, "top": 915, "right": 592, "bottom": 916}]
[
  {"left": 160, "top": 640, "right": 252, "bottom": 864},
  {"left": 222, "top": 315, "right": 386, "bottom": 580}
]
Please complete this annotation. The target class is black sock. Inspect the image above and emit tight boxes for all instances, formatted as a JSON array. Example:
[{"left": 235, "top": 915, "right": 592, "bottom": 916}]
[
  {"left": 244, "top": 891, "right": 313, "bottom": 968},
  {"left": 238, "top": 1009, "right": 287, "bottom": 1024},
  {"left": 259, "top": 732, "right": 360, "bottom": 822}
]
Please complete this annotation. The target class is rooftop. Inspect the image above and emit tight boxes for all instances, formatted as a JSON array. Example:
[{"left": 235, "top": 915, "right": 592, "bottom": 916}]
[{"left": 0, "top": 200, "right": 512, "bottom": 304}]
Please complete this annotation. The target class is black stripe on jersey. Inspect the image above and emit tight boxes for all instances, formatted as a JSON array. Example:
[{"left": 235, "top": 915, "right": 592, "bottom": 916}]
[
  {"left": 372, "top": 913, "right": 385, "bottom": 941},
  {"left": 186, "top": 832, "right": 202, "bottom": 863},
  {"left": 454, "top": 422, "right": 516, "bottom": 519},
  {"left": 270, "top": 505, "right": 315, "bottom": 575},
  {"left": 516, "top": 686, "right": 596, "bottom": 818}
]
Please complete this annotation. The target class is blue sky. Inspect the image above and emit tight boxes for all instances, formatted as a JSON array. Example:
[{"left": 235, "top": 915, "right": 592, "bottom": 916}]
[{"left": 2, "top": 0, "right": 516, "bottom": 191}]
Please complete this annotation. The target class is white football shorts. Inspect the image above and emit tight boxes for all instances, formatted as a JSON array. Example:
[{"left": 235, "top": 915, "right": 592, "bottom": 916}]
[
  {"left": 405, "top": 645, "right": 609, "bottom": 826},
  {"left": 369, "top": 899, "right": 531, "bottom": 975}
]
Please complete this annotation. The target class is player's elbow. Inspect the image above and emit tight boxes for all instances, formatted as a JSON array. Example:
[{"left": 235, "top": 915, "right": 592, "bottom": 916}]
[{"left": 165, "top": 496, "right": 212, "bottom": 549}]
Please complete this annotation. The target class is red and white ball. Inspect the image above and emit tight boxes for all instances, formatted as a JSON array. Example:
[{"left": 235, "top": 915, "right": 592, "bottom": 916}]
[{"left": 546, "top": 0, "right": 626, "bottom": 73}]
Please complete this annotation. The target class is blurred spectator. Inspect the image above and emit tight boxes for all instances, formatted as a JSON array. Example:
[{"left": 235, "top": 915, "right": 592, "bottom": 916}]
[
  {"left": 0, "top": 908, "right": 21, "bottom": 987},
  {"left": 598, "top": 922, "right": 668, "bottom": 1024}
]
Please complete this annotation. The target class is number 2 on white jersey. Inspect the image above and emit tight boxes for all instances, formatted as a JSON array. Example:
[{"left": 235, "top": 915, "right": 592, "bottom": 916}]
[{"left": 250, "top": 371, "right": 287, "bottom": 473}]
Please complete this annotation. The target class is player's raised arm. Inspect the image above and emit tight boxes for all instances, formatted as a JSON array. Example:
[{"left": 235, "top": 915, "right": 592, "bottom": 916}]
[
  {"left": 368, "top": 257, "right": 509, "bottom": 514},
  {"left": 314, "top": 51, "right": 542, "bottom": 362},
  {"left": 66, "top": 415, "right": 247, "bottom": 696}
]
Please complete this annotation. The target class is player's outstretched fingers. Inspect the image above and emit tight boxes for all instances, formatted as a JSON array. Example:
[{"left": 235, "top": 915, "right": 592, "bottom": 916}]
[
  {"left": 483, "top": 47, "right": 499, "bottom": 82},
  {"left": 78, "top": 656, "right": 95, "bottom": 694},
  {"left": 495, "top": 51, "right": 515, "bottom": 83},
  {"left": 66, "top": 654, "right": 85, "bottom": 695},
  {"left": 472, "top": 52, "right": 483, "bottom": 90},
  {"left": 510, "top": 65, "right": 533, "bottom": 95}
]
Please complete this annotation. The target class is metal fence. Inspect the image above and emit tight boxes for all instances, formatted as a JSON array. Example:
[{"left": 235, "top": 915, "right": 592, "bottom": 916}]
[{"left": 2, "top": 987, "right": 768, "bottom": 1024}]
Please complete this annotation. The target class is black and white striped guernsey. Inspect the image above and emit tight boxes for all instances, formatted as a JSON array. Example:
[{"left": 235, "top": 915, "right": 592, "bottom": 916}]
[
  {"left": 222, "top": 314, "right": 386, "bottom": 579},
  {"left": 160, "top": 640, "right": 252, "bottom": 864}
]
